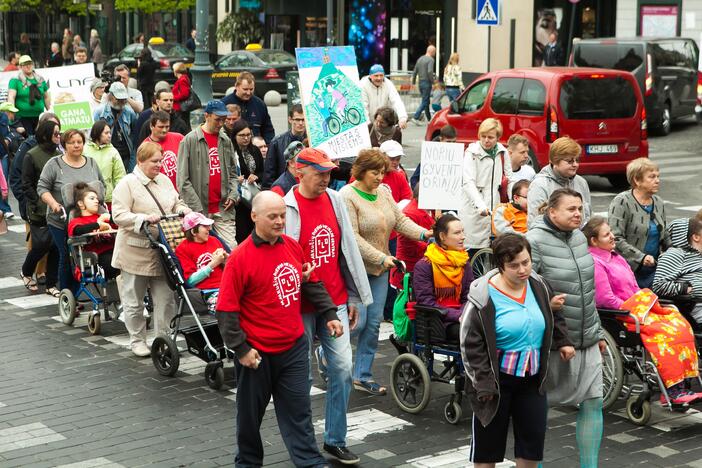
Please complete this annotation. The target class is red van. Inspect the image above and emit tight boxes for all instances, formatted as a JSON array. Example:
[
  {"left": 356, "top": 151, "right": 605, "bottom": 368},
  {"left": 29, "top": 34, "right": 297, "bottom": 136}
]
[{"left": 425, "top": 67, "right": 648, "bottom": 187}]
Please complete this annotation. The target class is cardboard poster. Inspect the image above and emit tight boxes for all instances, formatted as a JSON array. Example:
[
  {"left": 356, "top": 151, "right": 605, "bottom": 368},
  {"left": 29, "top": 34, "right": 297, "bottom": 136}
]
[
  {"left": 417, "top": 141, "right": 464, "bottom": 211},
  {"left": 295, "top": 46, "right": 370, "bottom": 159},
  {"left": 0, "top": 63, "right": 96, "bottom": 110},
  {"left": 53, "top": 102, "right": 94, "bottom": 130}
]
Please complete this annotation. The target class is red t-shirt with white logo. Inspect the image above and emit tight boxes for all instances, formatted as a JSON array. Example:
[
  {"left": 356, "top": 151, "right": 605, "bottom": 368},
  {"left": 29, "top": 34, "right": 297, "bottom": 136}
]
[
  {"left": 293, "top": 189, "right": 348, "bottom": 311},
  {"left": 174, "top": 236, "right": 225, "bottom": 290},
  {"left": 216, "top": 234, "right": 315, "bottom": 354},
  {"left": 202, "top": 130, "right": 222, "bottom": 214},
  {"left": 147, "top": 132, "right": 184, "bottom": 190}
]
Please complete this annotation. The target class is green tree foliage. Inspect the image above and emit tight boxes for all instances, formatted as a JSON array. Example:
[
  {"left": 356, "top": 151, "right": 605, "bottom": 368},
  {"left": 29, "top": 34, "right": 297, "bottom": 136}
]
[
  {"left": 216, "top": 9, "right": 263, "bottom": 50},
  {"left": 115, "top": 0, "right": 194, "bottom": 13}
]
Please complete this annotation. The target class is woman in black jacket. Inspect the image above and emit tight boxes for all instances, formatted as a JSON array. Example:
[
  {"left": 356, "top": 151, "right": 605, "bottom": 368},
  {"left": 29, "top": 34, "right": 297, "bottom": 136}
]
[
  {"left": 230, "top": 119, "right": 264, "bottom": 244},
  {"left": 20, "top": 120, "right": 61, "bottom": 296},
  {"left": 460, "top": 233, "right": 573, "bottom": 468}
]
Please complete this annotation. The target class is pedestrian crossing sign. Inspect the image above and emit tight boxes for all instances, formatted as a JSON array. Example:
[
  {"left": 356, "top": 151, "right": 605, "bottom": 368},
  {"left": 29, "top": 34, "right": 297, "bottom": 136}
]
[{"left": 476, "top": 0, "right": 500, "bottom": 26}]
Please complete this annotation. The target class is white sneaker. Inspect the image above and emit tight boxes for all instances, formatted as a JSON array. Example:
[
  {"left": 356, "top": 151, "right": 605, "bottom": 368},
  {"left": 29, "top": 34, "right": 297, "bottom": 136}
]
[
  {"left": 132, "top": 342, "right": 151, "bottom": 357},
  {"left": 4, "top": 212, "right": 14, "bottom": 219}
]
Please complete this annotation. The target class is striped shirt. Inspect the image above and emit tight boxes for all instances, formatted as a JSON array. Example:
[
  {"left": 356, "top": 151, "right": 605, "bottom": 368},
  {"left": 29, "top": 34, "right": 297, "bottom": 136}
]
[{"left": 488, "top": 280, "right": 545, "bottom": 377}]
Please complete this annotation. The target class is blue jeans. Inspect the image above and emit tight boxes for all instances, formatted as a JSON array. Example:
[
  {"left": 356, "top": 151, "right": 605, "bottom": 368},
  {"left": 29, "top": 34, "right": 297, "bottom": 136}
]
[
  {"left": 446, "top": 86, "right": 461, "bottom": 102},
  {"left": 303, "top": 304, "right": 352, "bottom": 447},
  {"left": 0, "top": 156, "right": 11, "bottom": 213},
  {"left": 48, "top": 224, "right": 77, "bottom": 292},
  {"left": 413, "top": 81, "right": 432, "bottom": 121},
  {"left": 353, "top": 272, "right": 388, "bottom": 382}
]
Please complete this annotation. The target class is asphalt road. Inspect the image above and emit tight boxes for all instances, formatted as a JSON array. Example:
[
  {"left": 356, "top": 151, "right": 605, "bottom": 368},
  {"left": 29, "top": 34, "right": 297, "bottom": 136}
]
[{"left": 0, "top": 110, "right": 702, "bottom": 467}]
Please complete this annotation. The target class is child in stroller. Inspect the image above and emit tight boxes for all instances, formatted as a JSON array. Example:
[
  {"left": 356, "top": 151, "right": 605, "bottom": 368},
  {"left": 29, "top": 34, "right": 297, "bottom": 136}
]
[
  {"left": 67, "top": 182, "right": 118, "bottom": 280},
  {"left": 175, "top": 212, "right": 228, "bottom": 312}
]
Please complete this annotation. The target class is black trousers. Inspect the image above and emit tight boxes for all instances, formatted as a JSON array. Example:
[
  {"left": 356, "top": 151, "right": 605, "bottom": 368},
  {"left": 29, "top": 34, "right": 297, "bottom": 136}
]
[{"left": 235, "top": 336, "right": 326, "bottom": 468}]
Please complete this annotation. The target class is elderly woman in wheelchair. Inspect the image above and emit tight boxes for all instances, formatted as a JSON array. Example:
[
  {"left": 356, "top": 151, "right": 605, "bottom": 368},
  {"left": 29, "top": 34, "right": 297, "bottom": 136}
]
[
  {"left": 585, "top": 216, "right": 700, "bottom": 414},
  {"left": 174, "top": 211, "right": 229, "bottom": 313}
]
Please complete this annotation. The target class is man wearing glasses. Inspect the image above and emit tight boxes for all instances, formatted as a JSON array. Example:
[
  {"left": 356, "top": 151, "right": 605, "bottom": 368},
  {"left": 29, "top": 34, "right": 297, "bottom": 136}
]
[
  {"left": 263, "top": 104, "right": 307, "bottom": 189},
  {"left": 177, "top": 100, "right": 241, "bottom": 247},
  {"left": 527, "top": 136, "right": 592, "bottom": 228}
]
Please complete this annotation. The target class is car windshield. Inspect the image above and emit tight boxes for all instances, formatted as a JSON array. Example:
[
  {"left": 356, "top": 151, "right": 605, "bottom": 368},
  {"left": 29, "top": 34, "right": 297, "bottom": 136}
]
[
  {"left": 573, "top": 43, "right": 645, "bottom": 72},
  {"left": 559, "top": 76, "right": 637, "bottom": 119},
  {"left": 150, "top": 43, "right": 194, "bottom": 59},
  {"left": 255, "top": 50, "right": 296, "bottom": 65}
]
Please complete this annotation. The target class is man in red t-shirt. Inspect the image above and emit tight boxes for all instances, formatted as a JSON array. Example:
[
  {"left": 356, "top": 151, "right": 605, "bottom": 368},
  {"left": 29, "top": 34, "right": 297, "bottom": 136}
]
[
  {"left": 283, "top": 148, "right": 372, "bottom": 465},
  {"left": 216, "top": 191, "right": 343, "bottom": 467},
  {"left": 144, "top": 111, "right": 184, "bottom": 190},
  {"left": 177, "top": 100, "right": 240, "bottom": 248}
]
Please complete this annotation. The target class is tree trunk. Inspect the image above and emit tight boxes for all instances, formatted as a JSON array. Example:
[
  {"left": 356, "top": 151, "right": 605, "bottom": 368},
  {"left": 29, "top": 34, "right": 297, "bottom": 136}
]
[{"left": 36, "top": 12, "right": 47, "bottom": 66}]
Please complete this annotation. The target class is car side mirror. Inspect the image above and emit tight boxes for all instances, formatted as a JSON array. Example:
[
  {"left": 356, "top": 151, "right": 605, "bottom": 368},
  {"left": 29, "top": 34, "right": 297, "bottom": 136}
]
[{"left": 450, "top": 100, "right": 460, "bottom": 114}]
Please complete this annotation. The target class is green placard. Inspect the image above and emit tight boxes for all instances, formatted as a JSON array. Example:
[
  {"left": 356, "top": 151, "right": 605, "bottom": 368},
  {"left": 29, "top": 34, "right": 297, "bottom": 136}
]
[{"left": 53, "top": 102, "right": 94, "bottom": 130}]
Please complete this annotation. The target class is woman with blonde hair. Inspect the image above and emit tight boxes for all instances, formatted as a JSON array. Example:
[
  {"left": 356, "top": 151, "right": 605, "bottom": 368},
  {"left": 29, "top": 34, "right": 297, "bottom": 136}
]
[
  {"left": 460, "top": 118, "right": 514, "bottom": 253},
  {"left": 443, "top": 52, "right": 463, "bottom": 102},
  {"left": 608, "top": 157, "right": 669, "bottom": 288}
]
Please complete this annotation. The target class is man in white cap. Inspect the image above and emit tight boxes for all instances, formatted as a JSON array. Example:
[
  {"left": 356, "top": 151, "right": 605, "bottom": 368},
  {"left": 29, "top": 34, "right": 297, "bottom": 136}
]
[
  {"left": 93, "top": 82, "right": 138, "bottom": 172},
  {"left": 359, "top": 64, "right": 408, "bottom": 129}
]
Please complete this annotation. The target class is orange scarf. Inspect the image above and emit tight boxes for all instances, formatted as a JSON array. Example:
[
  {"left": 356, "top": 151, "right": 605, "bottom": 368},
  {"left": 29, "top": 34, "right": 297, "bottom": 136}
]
[{"left": 424, "top": 243, "right": 469, "bottom": 304}]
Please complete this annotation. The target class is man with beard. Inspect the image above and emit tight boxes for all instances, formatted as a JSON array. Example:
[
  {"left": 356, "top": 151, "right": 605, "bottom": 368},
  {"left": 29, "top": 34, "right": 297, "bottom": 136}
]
[{"left": 93, "top": 82, "right": 137, "bottom": 172}]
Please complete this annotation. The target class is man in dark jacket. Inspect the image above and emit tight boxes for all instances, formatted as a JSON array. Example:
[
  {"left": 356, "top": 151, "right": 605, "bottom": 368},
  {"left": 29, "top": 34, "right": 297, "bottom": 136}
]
[
  {"left": 221, "top": 72, "right": 275, "bottom": 143},
  {"left": 263, "top": 104, "right": 306, "bottom": 188},
  {"left": 543, "top": 32, "right": 564, "bottom": 66},
  {"left": 134, "top": 90, "right": 189, "bottom": 147}
]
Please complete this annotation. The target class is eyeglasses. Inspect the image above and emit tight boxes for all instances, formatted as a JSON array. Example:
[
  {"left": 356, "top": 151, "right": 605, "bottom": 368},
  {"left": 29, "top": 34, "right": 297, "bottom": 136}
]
[
  {"left": 563, "top": 158, "right": 581, "bottom": 165},
  {"left": 237, "top": 133, "right": 252, "bottom": 138}
]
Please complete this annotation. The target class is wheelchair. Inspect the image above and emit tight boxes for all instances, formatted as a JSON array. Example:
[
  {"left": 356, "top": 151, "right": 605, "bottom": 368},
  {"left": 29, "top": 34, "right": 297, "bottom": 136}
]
[
  {"left": 389, "top": 290, "right": 466, "bottom": 425},
  {"left": 600, "top": 294, "right": 702, "bottom": 426}
]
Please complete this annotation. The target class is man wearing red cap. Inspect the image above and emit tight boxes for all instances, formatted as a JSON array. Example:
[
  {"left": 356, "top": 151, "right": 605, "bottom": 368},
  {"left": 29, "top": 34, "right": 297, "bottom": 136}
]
[
  {"left": 283, "top": 147, "right": 372, "bottom": 465},
  {"left": 216, "top": 190, "right": 344, "bottom": 467}
]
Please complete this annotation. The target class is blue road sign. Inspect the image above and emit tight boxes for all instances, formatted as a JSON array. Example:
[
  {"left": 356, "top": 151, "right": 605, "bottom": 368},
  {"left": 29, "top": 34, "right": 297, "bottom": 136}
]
[{"left": 476, "top": 0, "right": 499, "bottom": 26}]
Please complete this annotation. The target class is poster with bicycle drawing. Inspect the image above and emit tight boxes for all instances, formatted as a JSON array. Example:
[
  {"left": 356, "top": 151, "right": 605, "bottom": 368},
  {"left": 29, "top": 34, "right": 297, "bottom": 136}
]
[{"left": 295, "top": 46, "right": 370, "bottom": 159}]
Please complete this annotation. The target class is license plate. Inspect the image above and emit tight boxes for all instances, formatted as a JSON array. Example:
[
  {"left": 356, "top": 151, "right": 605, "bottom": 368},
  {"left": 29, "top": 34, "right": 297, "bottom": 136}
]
[{"left": 587, "top": 144, "right": 618, "bottom": 154}]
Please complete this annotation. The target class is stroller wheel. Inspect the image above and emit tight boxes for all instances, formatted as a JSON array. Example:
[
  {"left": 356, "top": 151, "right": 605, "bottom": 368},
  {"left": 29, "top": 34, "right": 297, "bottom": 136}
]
[
  {"left": 87, "top": 312, "right": 101, "bottom": 335},
  {"left": 444, "top": 400, "right": 462, "bottom": 425},
  {"left": 390, "top": 353, "right": 431, "bottom": 414},
  {"left": 151, "top": 335, "right": 180, "bottom": 377},
  {"left": 205, "top": 361, "right": 224, "bottom": 390},
  {"left": 58, "top": 289, "right": 77, "bottom": 325},
  {"left": 625, "top": 395, "right": 652, "bottom": 426}
]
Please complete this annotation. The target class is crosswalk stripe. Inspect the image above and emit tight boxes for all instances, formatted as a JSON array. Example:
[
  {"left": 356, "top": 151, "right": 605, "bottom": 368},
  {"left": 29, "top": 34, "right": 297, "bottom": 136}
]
[
  {"left": 650, "top": 151, "right": 697, "bottom": 158},
  {"left": 654, "top": 155, "right": 702, "bottom": 166},
  {"left": 314, "top": 408, "right": 412, "bottom": 441},
  {"left": 407, "top": 445, "right": 515, "bottom": 467},
  {"left": 676, "top": 205, "right": 702, "bottom": 212},
  {"left": 658, "top": 163, "right": 702, "bottom": 174}
]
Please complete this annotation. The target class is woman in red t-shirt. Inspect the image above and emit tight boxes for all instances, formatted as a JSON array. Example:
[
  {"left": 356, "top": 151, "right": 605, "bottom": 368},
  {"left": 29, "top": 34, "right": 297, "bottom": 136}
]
[
  {"left": 175, "top": 212, "right": 228, "bottom": 312},
  {"left": 67, "top": 182, "right": 119, "bottom": 279}
]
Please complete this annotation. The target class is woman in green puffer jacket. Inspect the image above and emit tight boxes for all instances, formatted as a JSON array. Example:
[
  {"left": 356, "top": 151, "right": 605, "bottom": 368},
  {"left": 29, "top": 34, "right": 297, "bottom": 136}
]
[
  {"left": 83, "top": 120, "right": 126, "bottom": 206},
  {"left": 526, "top": 188, "right": 605, "bottom": 468}
]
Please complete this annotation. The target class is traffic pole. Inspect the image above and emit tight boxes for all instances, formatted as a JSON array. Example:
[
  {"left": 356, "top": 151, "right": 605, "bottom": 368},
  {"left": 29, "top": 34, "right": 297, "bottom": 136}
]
[{"left": 191, "top": 0, "right": 213, "bottom": 105}]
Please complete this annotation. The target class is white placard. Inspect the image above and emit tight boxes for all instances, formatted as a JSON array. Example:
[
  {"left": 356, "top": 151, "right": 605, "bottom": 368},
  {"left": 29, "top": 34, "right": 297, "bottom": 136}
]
[
  {"left": 0, "top": 63, "right": 96, "bottom": 109},
  {"left": 417, "top": 141, "right": 464, "bottom": 211}
]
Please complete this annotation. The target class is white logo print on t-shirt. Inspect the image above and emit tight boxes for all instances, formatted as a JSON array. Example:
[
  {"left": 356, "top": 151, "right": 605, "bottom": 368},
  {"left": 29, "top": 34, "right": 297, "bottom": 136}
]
[
  {"left": 162, "top": 150, "right": 177, "bottom": 178},
  {"left": 273, "top": 262, "right": 301, "bottom": 307},
  {"left": 208, "top": 147, "right": 221, "bottom": 176},
  {"left": 196, "top": 252, "right": 213, "bottom": 270},
  {"left": 310, "top": 224, "right": 336, "bottom": 268}
]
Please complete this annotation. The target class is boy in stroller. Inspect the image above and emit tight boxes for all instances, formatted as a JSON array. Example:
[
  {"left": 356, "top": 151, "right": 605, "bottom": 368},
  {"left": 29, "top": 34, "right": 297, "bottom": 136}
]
[
  {"left": 175, "top": 212, "right": 228, "bottom": 312},
  {"left": 67, "top": 182, "right": 118, "bottom": 279}
]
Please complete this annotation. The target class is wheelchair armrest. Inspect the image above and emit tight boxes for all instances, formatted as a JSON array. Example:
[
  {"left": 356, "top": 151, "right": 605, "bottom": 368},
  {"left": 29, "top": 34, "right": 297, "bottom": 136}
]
[
  {"left": 597, "top": 308, "right": 629, "bottom": 317},
  {"left": 67, "top": 235, "right": 90, "bottom": 247},
  {"left": 413, "top": 304, "right": 445, "bottom": 317}
]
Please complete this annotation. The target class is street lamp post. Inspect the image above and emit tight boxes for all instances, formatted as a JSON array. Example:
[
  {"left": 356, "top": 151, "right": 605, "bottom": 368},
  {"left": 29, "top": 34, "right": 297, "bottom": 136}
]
[{"left": 191, "top": 0, "right": 213, "bottom": 105}]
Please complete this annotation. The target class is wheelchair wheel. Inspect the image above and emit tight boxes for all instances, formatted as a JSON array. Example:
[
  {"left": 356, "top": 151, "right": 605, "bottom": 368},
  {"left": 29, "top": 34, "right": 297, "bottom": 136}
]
[
  {"left": 444, "top": 400, "right": 462, "bottom": 425},
  {"left": 151, "top": 335, "right": 180, "bottom": 377},
  {"left": 87, "top": 312, "right": 101, "bottom": 335},
  {"left": 470, "top": 248, "right": 494, "bottom": 278},
  {"left": 58, "top": 289, "right": 77, "bottom": 326},
  {"left": 390, "top": 353, "right": 431, "bottom": 414},
  {"left": 204, "top": 361, "right": 224, "bottom": 390},
  {"left": 601, "top": 329, "right": 624, "bottom": 411},
  {"left": 625, "top": 395, "right": 651, "bottom": 426}
]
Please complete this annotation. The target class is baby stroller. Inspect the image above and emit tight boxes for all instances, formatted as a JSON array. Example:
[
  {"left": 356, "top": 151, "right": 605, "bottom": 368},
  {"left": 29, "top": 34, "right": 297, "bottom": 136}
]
[
  {"left": 143, "top": 213, "right": 235, "bottom": 390},
  {"left": 57, "top": 181, "right": 123, "bottom": 335}
]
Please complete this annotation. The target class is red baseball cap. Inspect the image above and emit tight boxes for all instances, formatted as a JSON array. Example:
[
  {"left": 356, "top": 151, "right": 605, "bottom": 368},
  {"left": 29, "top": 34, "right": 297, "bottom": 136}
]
[{"left": 295, "top": 147, "right": 336, "bottom": 172}]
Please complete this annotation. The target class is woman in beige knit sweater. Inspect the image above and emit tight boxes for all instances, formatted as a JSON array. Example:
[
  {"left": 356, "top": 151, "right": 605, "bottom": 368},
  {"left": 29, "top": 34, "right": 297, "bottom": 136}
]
[{"left": 340, "top": 148, "right": 431, "bottom": 395}]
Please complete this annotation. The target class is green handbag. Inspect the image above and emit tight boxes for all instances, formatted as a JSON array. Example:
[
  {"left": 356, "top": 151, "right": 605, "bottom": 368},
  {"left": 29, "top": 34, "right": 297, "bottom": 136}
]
[{"left": 392, "top": 272, "right": 413, "bottom": 341}]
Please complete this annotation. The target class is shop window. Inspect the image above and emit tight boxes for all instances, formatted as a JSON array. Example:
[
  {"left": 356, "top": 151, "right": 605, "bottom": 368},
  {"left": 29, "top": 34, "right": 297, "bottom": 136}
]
[
  {"left": 458, "top": 80, "right": 491, "bottom": 113},
  {"left": 518, "top": 79, "right": 546, "bottom": 115},
  {"left": 491, "top": 78, "right": 523, "bottom": 115}
]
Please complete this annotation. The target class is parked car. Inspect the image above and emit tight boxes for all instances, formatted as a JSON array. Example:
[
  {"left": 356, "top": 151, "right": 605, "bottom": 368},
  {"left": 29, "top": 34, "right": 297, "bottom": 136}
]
[
  {"left": 571, "top": 37, "right": 700, "bottom": 135},
  {"left": 425, "top": 67, "right": 648, "bottom": 188},
  {"left": 211, "top": 48, "right": 297, "bottom": 98},
  {"left": 103, "top": 39, "right": 194, "bottom": 83}
]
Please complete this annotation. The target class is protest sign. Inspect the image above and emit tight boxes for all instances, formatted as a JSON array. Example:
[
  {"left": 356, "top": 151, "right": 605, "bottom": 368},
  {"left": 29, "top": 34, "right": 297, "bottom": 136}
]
[
  {"left": 53, "top": 102, "right": 94, "bottom": 130},
  {"left": 295, "top": 46, "right": 370, "bottom": 159},
  {"left": 0, "top": 63, "right": 95, "bottom": 109},
  {"left": 417, "top": 141, "right": 464, "bottom": 211}
]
